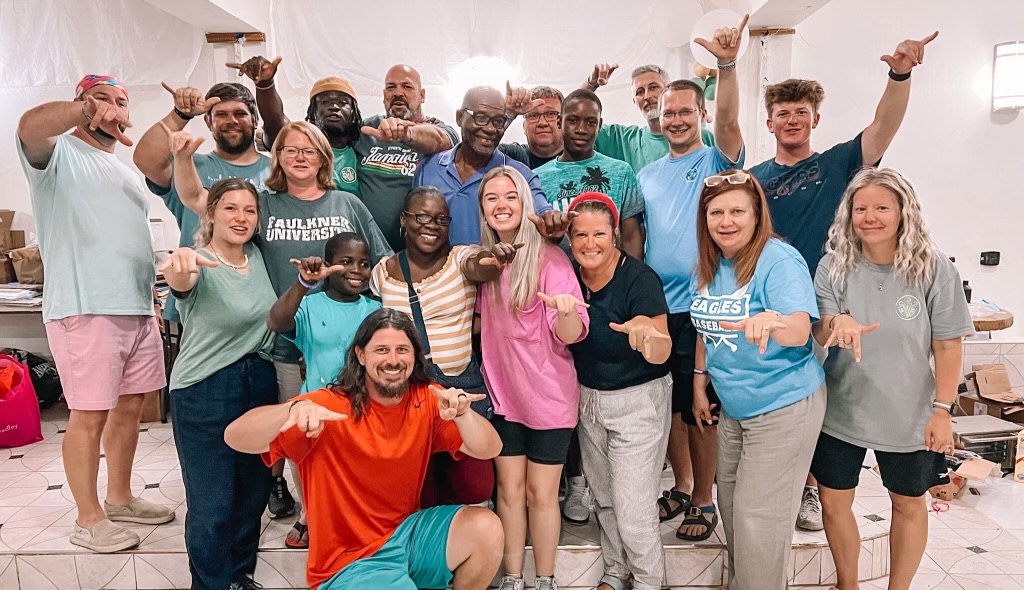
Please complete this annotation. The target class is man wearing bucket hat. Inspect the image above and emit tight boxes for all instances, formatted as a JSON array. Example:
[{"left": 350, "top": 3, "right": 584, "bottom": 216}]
[{"left": 17, "top": 74, "right": 175, "bottom": 553}]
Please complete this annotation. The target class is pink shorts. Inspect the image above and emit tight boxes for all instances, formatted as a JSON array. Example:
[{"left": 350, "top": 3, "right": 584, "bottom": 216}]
[{"left": 45, "top": 315, "right": 167, "bottom": 411}]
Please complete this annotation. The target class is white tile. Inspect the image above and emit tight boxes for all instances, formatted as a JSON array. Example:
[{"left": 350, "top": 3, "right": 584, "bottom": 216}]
[
  {"left": 947, "top": 554, "right": 1005, "bottom": 575},
  {"left": 554, "top": 549, "right": 604, "bottom": 587},
  {"left": 259, "top": 520, "right": 297, "bottom": 549},
  {"left": 791, "top": 547, "right": 822, "bottom": 585},
  {"left": 20, "top": 525, "right": 76, "bottom": 551},
  {"left": 820, "top": 543, "right": 837, "bottom": 585},
  {"left": 858, "top": 539, "right": 875, "bottom": 580},
  {"left": 663, "top": 548, "right": 722, "bottom": 586},
  {"left": 75, "top": 554, "right": 135, "bottom": 590},
  {"left": 137, "top": 524, "right": 185, "bottom": 551},
  {"left": 0, "top": 556, "right": 17, "bottom": 590},
  {"left": 134, "top": 554, "right": 191, "bottom": 590},
  {"left": 908, "top": 573, "right": 966, "bottom": 589},
  {"left": 252, "top": 551, "right": 308, "bottom": 589},
  {"left": 981, "top": 551, "right": 1024, "bottom": 575},
  {"left": 952, "top": 573, "right": 1024, "bottom": 589},
  {"left": 17, "top": 554, "right": 81, "bottom": 590},
  {"left": 919, "top": 552, "right": 947, "bottom": 574},
  {"left": 1, "top": 504, "right": 74, "bottom": 528}
]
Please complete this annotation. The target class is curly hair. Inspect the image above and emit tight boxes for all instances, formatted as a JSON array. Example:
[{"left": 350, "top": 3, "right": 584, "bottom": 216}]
[
  {"left": 824, "top": 168, "right": 936, "bottom": 288},
  {"left": 763, "top": 79, "right": 825, "bottom": 117}
]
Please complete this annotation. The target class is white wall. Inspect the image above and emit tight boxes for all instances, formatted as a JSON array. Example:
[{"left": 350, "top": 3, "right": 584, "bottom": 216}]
[{"left": 788, "top": 0, "right": 1024, "bottom": 338}]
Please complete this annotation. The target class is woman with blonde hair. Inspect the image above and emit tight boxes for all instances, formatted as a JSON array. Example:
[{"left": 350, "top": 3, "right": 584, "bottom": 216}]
[
  {"left": 170, "top": 120, "right": 392, "bottom": 548},
  {"left": 689, "top": 169, "right": 825, "bottom": 590},
  {"left": 478, "top": 166, "right": 587, "bottom": 590},
  {"left": 811, "top": 168, "right": 972, "bottom": 590}
]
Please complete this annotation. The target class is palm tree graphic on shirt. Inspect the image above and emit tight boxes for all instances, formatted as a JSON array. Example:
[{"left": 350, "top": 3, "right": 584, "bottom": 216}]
[{"left": 581, "top": 166, "right": 611, "bottom": 192}]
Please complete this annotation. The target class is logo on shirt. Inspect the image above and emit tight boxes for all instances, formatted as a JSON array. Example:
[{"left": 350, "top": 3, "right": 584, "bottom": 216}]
[
  {"left": 761, "top": 161, "right": 822, "bottom": 199},
  {"left": 685, "top": 165, "right": 700, "bottom": 182},
  {"left": 690, "top": 288, "right": 751, "bottom": 352},
  {"left": 896, "top": 295, "right": 922, "bottom": 320},
  {"left": 360, "top": 146, "right": 420, "bottom": 176},
  {"left": 340, "top": 167, "right": 357, "bottom": 183},
  {"left": 264, "top": 216, "right": 356, "bottom": 242},
  {"left": 553, "top": 166, "right": 613, "bottom": 206}
]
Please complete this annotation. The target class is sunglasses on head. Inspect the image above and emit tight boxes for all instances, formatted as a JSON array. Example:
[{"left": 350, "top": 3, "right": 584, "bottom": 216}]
[{"left": 704, "top": 171, "right": 751, "bottom": 188}]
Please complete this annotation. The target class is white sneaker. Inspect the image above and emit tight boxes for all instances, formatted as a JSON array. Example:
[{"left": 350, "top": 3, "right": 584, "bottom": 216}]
[
  {"left": 70, "top": 518, "right": 141, "bottom": 553},
  {"left": 796, "top": 486, "right": 824, "bottom": 531},
  {"left": 561, "top": 476, "right": 591, "bottom": 524},
  {"left": 536, "top": 575, "right": 558, "bottom": 590},
  {"left": 498, "top": 574, "right": 524, "bottom": 590}
]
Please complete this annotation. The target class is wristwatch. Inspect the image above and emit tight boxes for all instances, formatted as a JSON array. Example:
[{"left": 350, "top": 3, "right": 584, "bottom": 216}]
[{"left": 931, "top": 400, "right": 953, "bottom": 414}]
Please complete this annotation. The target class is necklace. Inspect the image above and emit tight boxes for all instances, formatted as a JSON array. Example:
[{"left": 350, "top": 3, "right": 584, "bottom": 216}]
[{"left": 213, "top": 249, "right": 249, "bottom": 270}]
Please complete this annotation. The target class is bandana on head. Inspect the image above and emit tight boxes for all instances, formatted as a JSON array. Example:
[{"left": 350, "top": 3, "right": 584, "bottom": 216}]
[{"left": 75, "top": 75, "right": 128, "bottom": 100}]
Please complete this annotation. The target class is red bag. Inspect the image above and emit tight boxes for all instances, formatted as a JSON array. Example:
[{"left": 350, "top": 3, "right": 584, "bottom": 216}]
[{"left": 0, "top": 354, "right": 43, "bottom": 447}]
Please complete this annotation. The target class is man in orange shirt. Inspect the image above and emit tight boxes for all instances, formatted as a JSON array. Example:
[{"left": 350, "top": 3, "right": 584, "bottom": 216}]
[{"left": 225, "top": 309, "right": 504, "bottom": 590}]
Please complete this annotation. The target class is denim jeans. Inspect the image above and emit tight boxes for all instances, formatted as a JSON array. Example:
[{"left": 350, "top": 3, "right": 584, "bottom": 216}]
[{"left": 171, "top": 355, "right": 278, "bottom": 590}]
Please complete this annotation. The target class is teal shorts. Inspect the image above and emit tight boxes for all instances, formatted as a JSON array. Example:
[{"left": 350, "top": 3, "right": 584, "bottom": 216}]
[{"left": 321, "top": 504, "right": 463, "bottom": 590}]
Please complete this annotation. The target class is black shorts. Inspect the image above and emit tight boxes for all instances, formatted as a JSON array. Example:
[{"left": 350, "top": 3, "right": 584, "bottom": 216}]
[
  {"left": 492, "top": 414, "right": 573, "bottom": 465},
  {"left": 668, "top": 312, "right": 721, "bottom": 426},
  {"left": 810, "top": 431, "right": 950, "bottom": 498}
]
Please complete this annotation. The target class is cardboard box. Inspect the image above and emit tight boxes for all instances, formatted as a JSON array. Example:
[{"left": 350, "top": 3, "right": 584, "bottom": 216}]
[
  {"left": 958, "top": 392, "right": 1024, "bottom": 424},
  {"left": 0, "top": 257, "right": 16, "bottom": 284},
  {"left": 8, "top": 246, "right": 43, "bottom": 285},
  {"left": 0, "top": 210, "right": 13, "bottom": 230},
  {"left": 0, "top": 230, "right": 25, "bottom": 252},
  {"left": 140, "top": 391, "right": 162, "bottom": 423},
  {"left": 929, "top": 472, "right": 968, "bottom": 500},
  {"left": 966, "top": 364, "right": 1024, "bottom": 404}
]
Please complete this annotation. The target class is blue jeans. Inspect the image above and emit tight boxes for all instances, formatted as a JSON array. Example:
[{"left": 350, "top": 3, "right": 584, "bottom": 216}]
[{"left": 171, "top": 354, "right": 278, "bottom": 590}]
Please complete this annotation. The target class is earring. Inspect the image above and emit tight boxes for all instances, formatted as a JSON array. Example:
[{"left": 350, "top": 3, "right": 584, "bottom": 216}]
[{"left": 399, "top": 226, "right": 407, "bottom": 238}]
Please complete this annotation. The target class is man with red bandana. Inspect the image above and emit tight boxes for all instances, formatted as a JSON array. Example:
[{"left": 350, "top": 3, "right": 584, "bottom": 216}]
[{"left": 17, "top": 75, "right": 175, "bottom": 553}]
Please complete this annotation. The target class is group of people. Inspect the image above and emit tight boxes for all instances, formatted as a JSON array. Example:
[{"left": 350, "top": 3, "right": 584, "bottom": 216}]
[{"left": 15, "top": 13, "right": 971, "bottom": 590}]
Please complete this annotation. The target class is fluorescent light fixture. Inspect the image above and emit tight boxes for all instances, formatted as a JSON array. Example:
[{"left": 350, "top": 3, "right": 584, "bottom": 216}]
[{"left": 992, "top": 41, "right": 1024, "bottom": 112}]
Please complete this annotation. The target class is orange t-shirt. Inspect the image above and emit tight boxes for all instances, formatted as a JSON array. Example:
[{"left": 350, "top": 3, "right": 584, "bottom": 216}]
[{"left": 263, "top": 384, "right": 464, "bottom": 589}]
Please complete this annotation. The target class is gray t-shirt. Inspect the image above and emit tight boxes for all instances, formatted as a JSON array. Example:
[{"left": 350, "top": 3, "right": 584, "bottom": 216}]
[
  {"left": 814, "top": 252, "right": 974, "bottom": 452},
  {"left": 169, "top": 244, "right": 276, "bottom": 390},
  {"left": 256, "top": 189, "right": 393, "bottom": 362}
]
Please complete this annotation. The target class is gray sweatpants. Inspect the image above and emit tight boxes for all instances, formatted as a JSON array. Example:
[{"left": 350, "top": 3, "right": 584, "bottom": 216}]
[
  {"left": 577, "top": 374, "right": 673, "bottom": 590},
  {"left": 718, "top": 385, "right": 826, "bottom": 590}
]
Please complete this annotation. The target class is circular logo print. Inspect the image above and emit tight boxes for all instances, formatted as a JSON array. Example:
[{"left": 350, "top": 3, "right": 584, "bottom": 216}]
[
  {"left": 341, "top": 167, "right": 356, "bottom": 183},
  {"left": 896, "top": 295, "right": 921, "bottom": 320}
]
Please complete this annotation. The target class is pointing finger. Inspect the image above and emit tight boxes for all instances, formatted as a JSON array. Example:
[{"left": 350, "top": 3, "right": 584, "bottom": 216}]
[
  {"left": 738, "top": 13, "right": 750, "bottom": 32},
  {"left": 862, "top": 322, "right": 881, "bottom": 334},
  {"left": 225, "top": 62, "right": 243, "bottom": 70},
  {"left": 921, "top": 31, "right": 939, "bottom": 45},
  {"left": 718, "top": 320, "right": 745, "bottom": 331}
]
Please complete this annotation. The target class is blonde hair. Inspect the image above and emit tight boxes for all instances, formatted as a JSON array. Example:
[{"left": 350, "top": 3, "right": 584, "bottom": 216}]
[
  {"left": 265, "top": 121, "right": 336, "bottom": 192},
  {"left": 825, "top": 167, "right": 936, "bottom": 288},
  {"left": 478, "top": 166, "right": 545, "bottom": 312},
  {"left": 193, "top": 178, "right": 260, "bottom": 248}
]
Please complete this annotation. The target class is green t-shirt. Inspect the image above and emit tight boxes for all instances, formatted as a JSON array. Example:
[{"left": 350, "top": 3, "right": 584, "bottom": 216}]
[
  {"left": 169, "top": 244, "right": 277, "bottom": 390},
  {"left": 595, "top": 124, "right": 715, "bottom": 174},
  {"left": 331, "top": 146, "right": 360, "bottom": 195},
  {"left": 535, "top": 153, "right": 646, "bottom": 220}
]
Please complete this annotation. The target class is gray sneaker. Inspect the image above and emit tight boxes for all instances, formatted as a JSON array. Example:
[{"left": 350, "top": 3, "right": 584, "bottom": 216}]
[
  {"left": 70, "top": 518, "right": 141, "bottom": 553},
  {"left": 536, "top": 575, "right": 558, "bottom": 590},
  {"left": 561, "top": 476, "right": 591, "bottom": 525},
  {"left": 105, "top": 497, "right": 175, "bottom": 525},
  {"left": 796, "top": 487, "right": 824, "bottom": 531},
  {"left": 498, "top": 574, "right": 524, "bottom": 590}
]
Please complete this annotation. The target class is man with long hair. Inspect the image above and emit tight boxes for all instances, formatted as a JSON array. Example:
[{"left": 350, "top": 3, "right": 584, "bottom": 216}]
[{"left": 225, "top": 309, "right": 504, "bottom": 590}]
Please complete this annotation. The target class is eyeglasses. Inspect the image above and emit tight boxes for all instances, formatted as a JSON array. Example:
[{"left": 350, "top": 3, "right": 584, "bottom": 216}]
[
  {"left": 704, "top": 171, "right": 750, "bottom": 187},
  {"left": 403, "top": 211, "right": 452, "bottom": 227},
  {"left": 524, "top": 111, "right": 560, "bottom": 122},
  {"left": 278, "top": 146, "right": 320, "bottom": 159},
  {"left": 462, "top": 108, "right": 510, "bottom": 130}
]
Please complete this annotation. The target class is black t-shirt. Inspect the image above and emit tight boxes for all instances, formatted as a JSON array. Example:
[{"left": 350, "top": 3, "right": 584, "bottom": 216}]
[
  {"left": 499, "top": 142, "right": 560, "bottom": 170},
  {"left": 569, "top": 253, "right": 671, "bottom": 390}
]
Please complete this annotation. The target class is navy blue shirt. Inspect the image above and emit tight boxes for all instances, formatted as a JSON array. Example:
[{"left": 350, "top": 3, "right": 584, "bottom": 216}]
[
  {"left": 413, "top": 144, "right": 552, "bottom": 246},
  {"left": 750, "top": 133, "right": 867, "bottom": 273}
]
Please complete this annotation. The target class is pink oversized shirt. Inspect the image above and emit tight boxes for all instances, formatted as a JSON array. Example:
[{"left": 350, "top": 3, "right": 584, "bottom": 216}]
[{"left": 478, "top": 244, "right": 590, "bottom": 429}]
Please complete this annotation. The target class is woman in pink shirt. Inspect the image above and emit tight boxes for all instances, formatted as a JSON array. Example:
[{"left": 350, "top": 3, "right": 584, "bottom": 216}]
[{"left": 477, "top": 166, "right": 590, "bottom": 590}]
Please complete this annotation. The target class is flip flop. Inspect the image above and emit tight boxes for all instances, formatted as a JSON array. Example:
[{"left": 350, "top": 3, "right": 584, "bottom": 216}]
[
  {"left": 285, "top": 520, "right": 309, "bottom": 549},
  {"left": 657, "top": 488, "right": 692, "bottom": 522},
  {"left": 676, "top": 504, "right": 718, "bottom": 542}
]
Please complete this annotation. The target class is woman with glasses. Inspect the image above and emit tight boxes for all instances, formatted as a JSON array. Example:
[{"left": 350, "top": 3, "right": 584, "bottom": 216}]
[
  {"left": 811, "top": 168, "right": 972, "bottom": 590},
  {"left": 370, "top": 185, "right": 522, "bottom": 507},
  {"left": 169, "top": 119, "right": 392, "bottom": 549},
  {"left": 689, "top": 169, "right": 825, "bottom": 590}
]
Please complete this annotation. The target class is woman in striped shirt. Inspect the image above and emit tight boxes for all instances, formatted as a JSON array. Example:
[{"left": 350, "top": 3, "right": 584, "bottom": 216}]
[{"left": 370, "top": 185, "right": 520, "bottom": 506}]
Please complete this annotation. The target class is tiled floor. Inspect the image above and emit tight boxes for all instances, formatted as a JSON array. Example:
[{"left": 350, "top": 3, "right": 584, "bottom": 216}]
[{"left": 1, "top": 405, "right": 1022, "bottom": 589}]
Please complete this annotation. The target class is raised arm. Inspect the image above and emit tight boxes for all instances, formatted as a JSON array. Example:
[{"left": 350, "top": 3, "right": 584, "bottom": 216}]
[
  {"left": 430, "top": 386, "right": 503, "bottom": 460},
  {"left": 581, "top": 63, "right": 619, "bottom": 91},
  {"left": 227, "top": 56, "right": 287, "bottom": 147},
  {"left": 18, "top": 97, "right": 130, "bottom": 168},
  {"left": 159, "top": 248, "right": 219, "bottom": 294},
  {"left": 694, "top": 14, "right": 748, "bottom": 162},
  {"left": 267, "top": 257, "right": 344, "bottom": 333},
  {"left": 360, "top": 118, "right": 454, "bottom": 153},
  {"left": 225, "top": 399, "right": 347, "bottom": 454},
  {"left": 861, "top": 32, "right": 938, "bottom": 165},
  {"left": 160, "top": 122, "right": 209, "bottom": 214},
  {"left": 462, "top": 242, "right": 524, "bottom": 283},
  {"left": 134, "top": 83, "right": 220, "bottom": 188}
]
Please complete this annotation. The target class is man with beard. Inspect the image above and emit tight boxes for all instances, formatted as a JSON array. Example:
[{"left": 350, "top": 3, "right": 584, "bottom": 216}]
[
  {"left": 225, "top": 309, "right": 504, "bottom": 590},
  {"left": 230, "top": 57, "right": 457, "bottom": 250},
  {"left": 414, "top": 85, "right": 569, "bottom": 246},
  {"left": 17, "top": 75, "right": 174, "bottom": 552},
  {"left": 134, "top": 82, "right": 270, "bottom": 324},
  {"left": 499, "top": 86, "right": 564, "bottom": 169}
]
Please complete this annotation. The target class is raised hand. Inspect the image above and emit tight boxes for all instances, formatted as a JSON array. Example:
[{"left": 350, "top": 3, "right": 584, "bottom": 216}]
[
  {"left": 84, "top": 95, "right": 133, "bottom": 146},
  {"left": 505, "top": 81, "right": 545, "bottom": 117},
  {"left": 609, "top": 317, "right": 672, "bottom": 360},
  {"left": 430, "top": 385, "right": 486, "bottom": 421},
  {"left": 693, "top": 13, "right": 750, "bottom": 64},
  {"left": 537, "top": 292, "right": 589, "bottom": 317},
  {"left": 159, "top": 248, "right": 220, "bottom": 275},
  {"left": 360, "top": 117, "right": 413, "bottom": 142},
  {"left": 226, "top": 55, "right": 282, "bottom": 85},
  {"left": 719, "top": 310, "right": 787, "bottom": 354},
  {"left": 528, "top": 210, "right": 577, "bottom": 240},
  {"left": 479, "top": 242, "right": 525, "bottom": 267},
  {"left": 824, "top": 315, "right": 880, "bottom": 363},
  {"left": 587, "top": 63, "right": 619, "bottom": 88},
  {"left": 290, "top": 256, "right": 345, "bottom": 284},
  {"left": 881, "top": 31, "right": 939, "bottom": 74},
  {"left": 161, "top": 82, "right": 221, "bottom": 117},
  {"left": 158, "top": 121, "right": 204, "bottom": 158},
  {"left": 279, "top": 399, "right": 347, "bottom": 438}
]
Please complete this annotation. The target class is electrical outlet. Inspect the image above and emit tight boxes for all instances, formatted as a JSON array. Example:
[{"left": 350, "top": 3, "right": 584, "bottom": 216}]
[{"left": 980, "top": 251, "right": 1000, "bottom": 266}]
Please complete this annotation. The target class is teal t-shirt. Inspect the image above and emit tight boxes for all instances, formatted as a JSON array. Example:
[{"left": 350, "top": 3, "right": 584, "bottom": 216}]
[
  {"left": 285, "top": 292, "right": 381, "bottom": 392},
  {"left": 145, "top": 152, "right": 271, "bottom": 321},
  {"left": 17, "top": 133, "right": 156, "bottom": 322},
  {"left": 331, "top": 146, "right": 360, "bottom": 195},
  {"left": 535, "top": 152, "right": 646, "bottom": 221},
  {"left": 169, "top": 244, "right": 277, "bottom": 390}
]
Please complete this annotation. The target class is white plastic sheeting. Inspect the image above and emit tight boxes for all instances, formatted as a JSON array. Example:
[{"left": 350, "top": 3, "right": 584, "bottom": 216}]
[{"left": 0, "top": 0, "right": 203, "bottom": 88}]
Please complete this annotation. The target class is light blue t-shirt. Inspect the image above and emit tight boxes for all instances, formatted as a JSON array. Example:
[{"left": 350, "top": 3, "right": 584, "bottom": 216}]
[
  {"left": 16, "top": 134, "right": 155, "bottom": 322},
  {"left": 689, "top": 238, "right": 824, "bottom": 420},
  {"left": 638, "top": 145, "right": 743, "bottom": 313},
  {"left": 285, "top": 292, "right": 381, "bottom": 393}
]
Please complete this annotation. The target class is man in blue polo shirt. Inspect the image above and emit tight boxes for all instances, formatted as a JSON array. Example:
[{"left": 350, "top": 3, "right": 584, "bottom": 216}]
[{"left": 414, "top": 85, "right": 567, "bottom": 245}]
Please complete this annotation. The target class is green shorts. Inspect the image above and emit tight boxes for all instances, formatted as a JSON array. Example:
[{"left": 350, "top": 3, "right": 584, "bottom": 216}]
[{"left": 321, "top": 504, "right": 463, "bottom": 590}]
